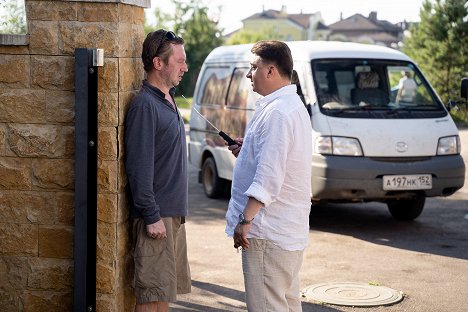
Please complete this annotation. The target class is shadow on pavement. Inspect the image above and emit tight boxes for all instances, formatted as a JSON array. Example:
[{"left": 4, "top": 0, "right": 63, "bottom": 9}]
[
  {"left": 172, "top": 280, "right": 342, "bottom": 312},
  {"left": 309, "top": 198, "right": 468, "bottom": 260},
  {"left": 192, "top": 280, "right": 244, "bottom": 302}
]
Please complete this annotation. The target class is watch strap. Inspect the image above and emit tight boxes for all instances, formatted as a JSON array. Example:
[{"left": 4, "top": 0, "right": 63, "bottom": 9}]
[{"left": 239, "top": 213, "right": 254, "bottom": 225}]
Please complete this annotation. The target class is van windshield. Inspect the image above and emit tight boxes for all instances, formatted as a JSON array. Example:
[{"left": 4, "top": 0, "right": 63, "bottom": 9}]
[{"left": 311, "top": 59, "right": 447, "bottom": 119}]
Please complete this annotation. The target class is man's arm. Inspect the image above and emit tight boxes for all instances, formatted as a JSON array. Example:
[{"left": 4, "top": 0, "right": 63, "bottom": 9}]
[
  {"left": 125, "top": 103, "right": 161, "bottom": 225},
  {"left": 233, "top": 197, "right": 263, "bottom": 249}
]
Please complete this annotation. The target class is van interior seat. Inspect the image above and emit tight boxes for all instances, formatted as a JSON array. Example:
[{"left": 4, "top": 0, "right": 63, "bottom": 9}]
[{"left": 351, "top": 71, "right": 389, "bottom": 106}]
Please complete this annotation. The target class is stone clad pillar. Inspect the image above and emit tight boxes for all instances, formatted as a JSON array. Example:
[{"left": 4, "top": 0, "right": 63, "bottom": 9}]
[{"left": 0, "top": 0, "right": 149, "bottom": 311}]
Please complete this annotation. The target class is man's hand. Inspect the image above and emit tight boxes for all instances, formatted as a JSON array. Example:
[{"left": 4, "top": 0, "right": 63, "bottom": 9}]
[
  {"left": 233, "top": 197, "right": 263, "bottom": 249},
  {"left": 146, "top": 220, "right": 167, "bottom": 239},
  {"left": 228, "top": 138, "right": 243, "bottom": 158},
  {"left": 233, "top": 223, "right": 250, "bottom": 249}
]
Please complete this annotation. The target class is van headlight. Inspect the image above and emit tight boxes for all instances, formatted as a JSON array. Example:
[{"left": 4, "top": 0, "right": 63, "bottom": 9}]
[
  {"left": 315, "top": 136, "right": 363, "bottom": 156},
  {"left": 437, "top": 136, "right": 460, "bottom": 155}
]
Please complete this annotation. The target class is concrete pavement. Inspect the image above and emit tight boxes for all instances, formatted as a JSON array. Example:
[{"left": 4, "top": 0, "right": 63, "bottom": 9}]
[{"left": 170, "top": 128, "right": 468, "bottom": 312}]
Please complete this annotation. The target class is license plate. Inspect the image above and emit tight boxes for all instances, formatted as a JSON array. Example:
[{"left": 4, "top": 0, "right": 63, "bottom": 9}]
[{"left": 383, "top": 174, "right": 432, "bottom": 190}]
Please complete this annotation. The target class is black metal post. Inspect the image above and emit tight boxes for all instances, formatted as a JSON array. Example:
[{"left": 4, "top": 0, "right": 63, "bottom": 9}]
[{"left": 74, "top": 48, "right": 99, "bottom": 312}]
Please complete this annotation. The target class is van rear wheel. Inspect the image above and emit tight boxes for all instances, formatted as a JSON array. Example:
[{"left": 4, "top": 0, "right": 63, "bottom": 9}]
[
  {"left": 387, "top": 194, "right": 425, "bottom": 221},
  {"left": 202, "top": 157, "right": 227, "bottom": 198}
]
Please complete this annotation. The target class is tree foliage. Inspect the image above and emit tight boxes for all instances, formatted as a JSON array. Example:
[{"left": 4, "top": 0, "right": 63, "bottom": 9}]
[
  {"left": 0, "top": 0, "right": 27, "bottom": 34},
  {"left": 146, "top": 0, "right": 224, "bottom": 96},
  {"left": 403, "top": 0, "right": 467, "bottom": 104}
]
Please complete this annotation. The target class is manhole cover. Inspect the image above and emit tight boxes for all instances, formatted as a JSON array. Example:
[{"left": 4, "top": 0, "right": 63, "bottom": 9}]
[{"left": 302, "top": 282, "right": 403, "bottom": 307}]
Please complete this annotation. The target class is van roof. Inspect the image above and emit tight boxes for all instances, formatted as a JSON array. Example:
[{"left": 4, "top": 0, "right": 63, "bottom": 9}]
[{"left": 204, "top": 41, "right": 412, "bottom": 64}]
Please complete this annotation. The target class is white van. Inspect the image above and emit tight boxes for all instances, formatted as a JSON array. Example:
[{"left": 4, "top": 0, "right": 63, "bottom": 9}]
[{"left": 188, "top": 41, "right": 465, "bottom": 220}]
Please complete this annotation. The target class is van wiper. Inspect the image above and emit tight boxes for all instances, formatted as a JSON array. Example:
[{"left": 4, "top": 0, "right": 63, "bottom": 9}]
[
  {"left": 404, "top": 105, "right": 439, "bottom": 110},
  {"left": 328, "top": 105, "right": 387, "bottom": 115},
  {"left": 327, "top": 106, "right": 367, "bottom": 115},
  {"left": 389, "top": 105, "right": 440, "bottom": 113}
]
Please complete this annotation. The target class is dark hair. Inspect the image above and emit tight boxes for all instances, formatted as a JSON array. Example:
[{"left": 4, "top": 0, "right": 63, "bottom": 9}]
[
  {"left": 251, "top": 40, "right": 293, "bottom": 79},
  {"left": 141, "top": 29, "right": 184, "bottom": 73}
]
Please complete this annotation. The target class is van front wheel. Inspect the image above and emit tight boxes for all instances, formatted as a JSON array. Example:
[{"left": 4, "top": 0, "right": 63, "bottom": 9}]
[
  {"left": 387, "top": 194, "right": 425, "bottom": 221},
  {"left": 202, "top": 157, "right": 227, "bottom": 198}
]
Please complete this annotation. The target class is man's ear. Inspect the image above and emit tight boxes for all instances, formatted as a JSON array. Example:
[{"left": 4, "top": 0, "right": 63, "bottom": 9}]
[
  {"left": 267, "top": 66, "right": 273, "bottom": 77},
  {"left": 152, "top": 56, "right": 162, "bottom": 70}
]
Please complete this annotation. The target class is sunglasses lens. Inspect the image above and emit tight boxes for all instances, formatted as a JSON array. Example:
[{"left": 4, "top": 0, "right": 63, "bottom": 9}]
[{"left": 166, "top": 31, "right": 177, "bottom": 40}]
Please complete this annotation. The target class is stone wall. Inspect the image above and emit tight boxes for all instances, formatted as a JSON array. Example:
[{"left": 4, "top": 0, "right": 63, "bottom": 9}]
[{"left": 0, "top": 0, "right": 147, "bottom": 311}]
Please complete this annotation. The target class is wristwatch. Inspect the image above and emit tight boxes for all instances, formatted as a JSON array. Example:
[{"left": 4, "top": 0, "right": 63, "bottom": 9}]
[{"left": 239, "top": 213, "right": 254, "bottom": 225}]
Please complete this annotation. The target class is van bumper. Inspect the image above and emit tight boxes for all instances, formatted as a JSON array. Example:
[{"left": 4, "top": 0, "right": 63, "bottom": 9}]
[{"left": 311, "top": 154, "right": 465, "bottom": 201}]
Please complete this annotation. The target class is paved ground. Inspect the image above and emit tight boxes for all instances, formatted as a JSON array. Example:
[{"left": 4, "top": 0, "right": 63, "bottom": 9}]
[{"left": 170, "top": 125, "right": 468, "bottom": 312}]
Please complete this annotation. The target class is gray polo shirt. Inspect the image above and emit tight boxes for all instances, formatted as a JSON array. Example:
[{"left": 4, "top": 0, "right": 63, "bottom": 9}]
[{"left": 124, "top": 80, "right": 188, "bottom": 225}]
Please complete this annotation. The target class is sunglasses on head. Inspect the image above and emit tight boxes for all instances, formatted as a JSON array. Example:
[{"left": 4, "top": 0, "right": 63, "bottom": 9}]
[{"left": 154, "top": 31, "right": 177, "bottom": 57}]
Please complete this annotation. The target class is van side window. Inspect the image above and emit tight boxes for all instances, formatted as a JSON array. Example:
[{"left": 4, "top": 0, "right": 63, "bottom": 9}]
[
  {"left": 198, "top": 66, "right": 232, "bottom": 106},
  {"left": 226, "top": 67, "right": 260, "bottom": 109}
]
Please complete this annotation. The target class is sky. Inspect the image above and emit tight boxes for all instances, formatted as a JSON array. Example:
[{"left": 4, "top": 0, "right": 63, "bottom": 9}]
[{"left": 146, "top": 0, "right": 426, "bottom": 34}]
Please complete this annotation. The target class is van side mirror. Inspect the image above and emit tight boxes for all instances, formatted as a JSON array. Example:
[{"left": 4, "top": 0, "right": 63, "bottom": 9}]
[
  {"left": 447, "top": 78, "right": 468, "bottom": 111},
  {"left": 461, "top": 77, "right": 468, "bottom": 101}
]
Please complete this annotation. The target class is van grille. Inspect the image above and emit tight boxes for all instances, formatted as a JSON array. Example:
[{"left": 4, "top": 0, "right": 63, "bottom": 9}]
[{"left": 369, "top": 157, "right": 431, "bottom": 163}]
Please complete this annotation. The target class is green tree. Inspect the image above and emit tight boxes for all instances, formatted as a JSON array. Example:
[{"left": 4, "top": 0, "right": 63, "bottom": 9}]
[
  {"left": 0, "top": 0, "right": 27, "bottom": 34},
  {"left": 146, "top": 0, "right": 224, "bottom": 96},
  {"left": 403, "top": 0, "right": 467, "bottom": 105}
]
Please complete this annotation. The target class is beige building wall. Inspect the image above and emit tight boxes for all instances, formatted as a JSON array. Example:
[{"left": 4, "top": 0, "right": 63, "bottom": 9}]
[
  {"left": 0, "top": 0, "right": 148, "bottom": 310},
  {"left": 243, "top": 19, "right": 306, "bottom": 41}
]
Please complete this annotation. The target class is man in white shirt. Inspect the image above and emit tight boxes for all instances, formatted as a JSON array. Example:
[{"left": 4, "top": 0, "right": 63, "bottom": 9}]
[
  {"left": 396, "top": 70, "right": 417, "bottom": 103},
  {"left": 225, "top": 40, "right": 313, "bottom": 312}
]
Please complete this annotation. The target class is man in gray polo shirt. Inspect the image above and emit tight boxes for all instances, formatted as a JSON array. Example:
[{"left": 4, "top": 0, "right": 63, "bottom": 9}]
[{"left": 125, "top": 29, "right": 191, "bottom": 312}]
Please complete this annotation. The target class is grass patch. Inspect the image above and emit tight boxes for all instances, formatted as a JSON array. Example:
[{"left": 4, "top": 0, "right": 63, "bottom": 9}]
[
  {"left": 175, "top": 96, "right": 192, "bottom": 109},
  {"left": 175, "top": 96, "right": 192, "bottom": 124},
  {"left": 450, "top": 105, "right": 468, "bottom": 128}
]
